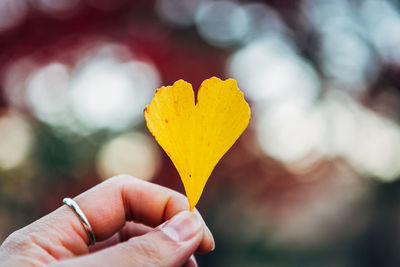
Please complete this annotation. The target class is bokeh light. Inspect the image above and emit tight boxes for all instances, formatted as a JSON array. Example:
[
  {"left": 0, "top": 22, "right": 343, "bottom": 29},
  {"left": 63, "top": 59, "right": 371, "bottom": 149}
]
[
  {"left": 3, "top": 57, "right": 38, "bottom": 110},
  {"left": 0, "top": 0, "right": 28, "bottom": 33},
  {"left": 242, "top": 3, "right": 286, "bottom": 42},
  {"left": 156, "top": 0, "right": 204, "bottom": 28},
  {"left": 70, "top": 55, "right": 160, "bottom": 131},
  {"left": 229, "top": 36, "right": 320, "bottom": 108},
  {"left": 195, "top": 1, "right": 250, "bottom": 47},
  {"left": 27, "top": 62, "right": 71, "bottom": 127},
  {"left": 256, "top": 104, "right": 325, "bottom": 163},
  {"left": 0, "top": 110, "right": 32, "bottom": 170},
  {"left": 320, "top": 29, "right": 373, "bottom": 89},
  {"left": 96, "top": 132, "right": 161, "bottom": 181},
  {"left": 343, "top": 104, "right": 400, "bottom": 181},
  {"left": 320, "top": 92, "right": 400, "bottom": 182},
  {"left": 361, "top": 0, "right": 400, "bottom": 64},
  {"left": 11, "top": 43, "right": 161, "bottom": 133}
]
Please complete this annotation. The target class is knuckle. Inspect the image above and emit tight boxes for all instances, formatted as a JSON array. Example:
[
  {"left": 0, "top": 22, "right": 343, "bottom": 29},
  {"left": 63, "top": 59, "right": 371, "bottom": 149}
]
[{"left": 1, "top": 229, "right": 33, "bottom": 252}]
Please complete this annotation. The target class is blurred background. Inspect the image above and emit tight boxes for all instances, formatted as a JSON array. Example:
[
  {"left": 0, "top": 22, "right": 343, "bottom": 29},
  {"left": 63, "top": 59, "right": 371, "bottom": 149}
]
[{"left": 1, "top": 0, "right": 400, "bottom": 266}]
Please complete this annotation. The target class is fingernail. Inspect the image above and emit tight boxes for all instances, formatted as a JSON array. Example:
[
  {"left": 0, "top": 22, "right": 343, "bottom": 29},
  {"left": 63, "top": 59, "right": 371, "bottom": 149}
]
[
  {"left": 184, "top": 255, "right": 198, "bottom": 267},
  {"left": 159, "top": 211, "right": 202, "bottom": 243},
  {"left": 193, "top": 209, "right": 215, "bottom": 251}
]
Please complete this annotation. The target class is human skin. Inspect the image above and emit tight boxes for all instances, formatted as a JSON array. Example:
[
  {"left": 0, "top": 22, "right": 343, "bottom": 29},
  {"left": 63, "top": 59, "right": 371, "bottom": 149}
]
[{"left": 0, "top": 175, "right": 215, "bottom": 267}]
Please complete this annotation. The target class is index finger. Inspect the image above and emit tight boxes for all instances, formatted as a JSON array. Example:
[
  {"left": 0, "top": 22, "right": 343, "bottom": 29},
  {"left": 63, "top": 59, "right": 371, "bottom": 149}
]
[{"left": 31, "top": 175, "right": 214, "bottom": 255}]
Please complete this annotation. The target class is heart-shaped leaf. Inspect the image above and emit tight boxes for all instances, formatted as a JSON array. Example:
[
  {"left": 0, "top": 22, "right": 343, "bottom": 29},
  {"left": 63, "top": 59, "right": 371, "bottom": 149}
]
[{"left": 144, "top": 77, "right": 251, "bottom": 210}]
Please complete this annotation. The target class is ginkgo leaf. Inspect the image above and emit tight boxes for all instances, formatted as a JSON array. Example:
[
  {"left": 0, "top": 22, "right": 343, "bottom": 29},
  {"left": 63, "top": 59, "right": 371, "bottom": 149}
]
[{"left": 144, "top": 77, "right": 251, "bottom": 210}]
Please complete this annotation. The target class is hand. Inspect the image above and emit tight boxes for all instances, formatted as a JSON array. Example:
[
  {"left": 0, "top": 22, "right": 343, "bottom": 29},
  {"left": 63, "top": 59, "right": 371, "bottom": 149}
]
[{"left": 0, "top": 175, "right": 215, "bottom": 266}]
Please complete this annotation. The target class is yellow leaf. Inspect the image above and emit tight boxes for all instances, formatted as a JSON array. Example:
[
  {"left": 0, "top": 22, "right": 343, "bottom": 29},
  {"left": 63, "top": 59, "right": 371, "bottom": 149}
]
[{"left": 144, "top": 77, "right": 251, "bottom": 210}]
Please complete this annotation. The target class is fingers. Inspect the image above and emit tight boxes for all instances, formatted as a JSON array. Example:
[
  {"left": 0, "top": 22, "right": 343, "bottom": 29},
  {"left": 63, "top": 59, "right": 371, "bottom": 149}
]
[
  {"left": 89, "top": 222, "right": 152, "bottom": 252},
  {"left": 54, "top": 211, "right": 203, "bottom": 267},
  {"left": 29, "top": 175, "right": 214, "bottom": 255},
  {"left": 91, "top": 222, "right": 198, "bottom": 267}
]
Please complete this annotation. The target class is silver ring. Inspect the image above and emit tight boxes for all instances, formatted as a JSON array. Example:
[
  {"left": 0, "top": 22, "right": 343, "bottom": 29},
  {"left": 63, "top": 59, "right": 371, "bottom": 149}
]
[{"left": 63, "top": 197, "right": 96, "bottom": 246}]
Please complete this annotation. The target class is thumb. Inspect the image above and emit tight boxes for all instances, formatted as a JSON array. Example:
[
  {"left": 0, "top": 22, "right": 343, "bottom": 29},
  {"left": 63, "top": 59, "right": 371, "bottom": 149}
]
[{"left": 58, "top": 211, "right": 204, "bottom": 267}]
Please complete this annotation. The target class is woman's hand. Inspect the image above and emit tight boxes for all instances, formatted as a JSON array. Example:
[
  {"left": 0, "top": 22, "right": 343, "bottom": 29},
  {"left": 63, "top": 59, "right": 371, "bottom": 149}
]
[{"left": 0, "top": 175, "right": 215, "bottom": 267}]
